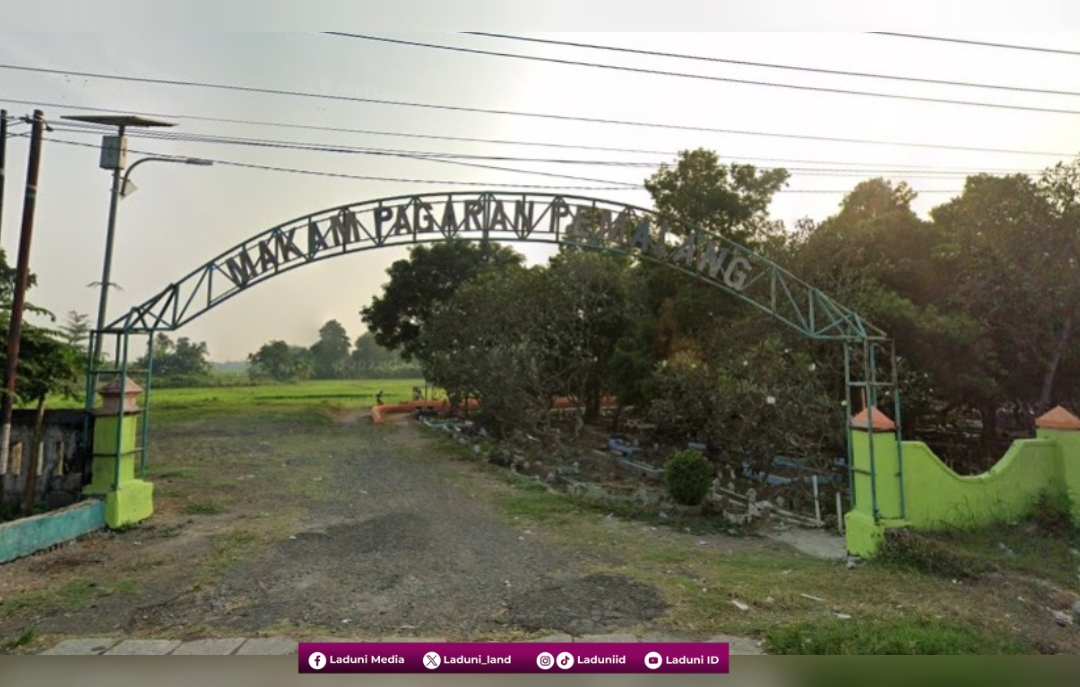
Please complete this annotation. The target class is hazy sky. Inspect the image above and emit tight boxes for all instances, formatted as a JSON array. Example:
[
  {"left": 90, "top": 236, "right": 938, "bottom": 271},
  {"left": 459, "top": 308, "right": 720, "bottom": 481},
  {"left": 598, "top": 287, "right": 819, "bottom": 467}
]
[{"left": 3, "top": 13, "right": 1080, "bottom": 361}]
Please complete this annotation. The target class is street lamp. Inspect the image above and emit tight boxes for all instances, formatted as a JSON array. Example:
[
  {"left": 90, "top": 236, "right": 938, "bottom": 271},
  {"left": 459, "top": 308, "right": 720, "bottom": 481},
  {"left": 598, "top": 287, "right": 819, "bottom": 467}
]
[
  {"left": 120, "top": 156, "right": 214, "bottom": 199},
  {"left": 61, "top": 115, "right": 211, "bottom": 364}
]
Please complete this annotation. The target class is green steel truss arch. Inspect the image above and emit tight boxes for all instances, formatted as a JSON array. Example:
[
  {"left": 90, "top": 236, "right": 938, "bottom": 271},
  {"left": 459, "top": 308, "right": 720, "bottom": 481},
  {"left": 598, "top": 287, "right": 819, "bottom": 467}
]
[
  {"left": 103, "top": 191, "right": 888, "bottom": 341},
  {"left": 88, "top": 191, "right": 903, "bottom": 522}
]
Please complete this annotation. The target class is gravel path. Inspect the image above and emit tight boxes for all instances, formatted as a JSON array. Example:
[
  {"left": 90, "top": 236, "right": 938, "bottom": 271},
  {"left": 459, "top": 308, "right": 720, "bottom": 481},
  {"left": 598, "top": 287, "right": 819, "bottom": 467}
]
[{"left": 126, "top": 416, "right": 667, "bottom": 639}]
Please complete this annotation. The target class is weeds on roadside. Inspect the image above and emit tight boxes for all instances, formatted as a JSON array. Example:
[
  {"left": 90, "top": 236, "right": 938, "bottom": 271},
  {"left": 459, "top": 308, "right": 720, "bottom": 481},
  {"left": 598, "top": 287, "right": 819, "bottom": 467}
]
[
  {"left": 764, "top": 617, "right": 1028, "bottom": 655},
  {"left": 1027, "top": 489, "right": 1077, "bottom": 539},
  {"left": 183, "top": 501, "right": 223, "bottom": 516},
  {"left": 3, "top": 629, "right": 36, "bottom": 651},
  {"left": 874, "top": 528, "right": 996, "bottom": 580}
]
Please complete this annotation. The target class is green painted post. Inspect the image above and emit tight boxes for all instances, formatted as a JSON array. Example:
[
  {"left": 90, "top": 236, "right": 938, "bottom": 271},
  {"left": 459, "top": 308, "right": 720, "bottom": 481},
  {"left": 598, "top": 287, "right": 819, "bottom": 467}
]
[
  {"left": 863, "top": 342, "right": 880, "bottom": 519},
  {"left": 845, "top": 406, "right": 901, "bottom": 557},
  {"left": 113, "top": 333, "right": 129, "bottom": 491},
  {"left": 85, "top": 376, "right": 154, "bottom": 528},
  {"left": 139, "top": 332, "right": 154, "bottom": 478},
  {"left": 1035, "top": 406, "right": 1080, "bottom": 523},
  {"left": 890, "top": 342, "right": 907, "bottom": 519},
  {"left": 843, "top": 341, "right": 856, "bottom": 509}
]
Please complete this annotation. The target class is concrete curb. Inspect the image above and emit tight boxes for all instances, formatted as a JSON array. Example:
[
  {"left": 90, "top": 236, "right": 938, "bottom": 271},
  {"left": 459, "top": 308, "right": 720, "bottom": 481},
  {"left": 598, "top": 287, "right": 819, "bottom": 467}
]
[{"left": 38, "top": 634, "right": 766, "bottom": 655}]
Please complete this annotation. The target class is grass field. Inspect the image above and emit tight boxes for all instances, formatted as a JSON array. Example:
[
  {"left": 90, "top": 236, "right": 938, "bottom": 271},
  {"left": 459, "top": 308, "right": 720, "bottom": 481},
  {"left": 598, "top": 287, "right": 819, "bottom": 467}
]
[{"left": 32, "top": 378, "right": 441, "bottom": 412}]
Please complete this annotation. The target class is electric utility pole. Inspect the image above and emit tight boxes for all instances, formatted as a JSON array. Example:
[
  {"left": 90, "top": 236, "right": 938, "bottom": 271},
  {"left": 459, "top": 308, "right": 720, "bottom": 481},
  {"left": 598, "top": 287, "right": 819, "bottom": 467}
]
[{"left": 0, "top": 110, "right": 45, "bottom": 511}]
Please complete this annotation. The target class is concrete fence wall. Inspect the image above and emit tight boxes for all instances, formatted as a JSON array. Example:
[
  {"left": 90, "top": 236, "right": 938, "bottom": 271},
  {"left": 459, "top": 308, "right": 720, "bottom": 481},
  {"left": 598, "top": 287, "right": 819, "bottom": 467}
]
[
  {"left": 1, "top": 409, "right": 93, "bottom": 511},
  {"left": 845, "top": 406, "right": 1080, "bottom": 557}
]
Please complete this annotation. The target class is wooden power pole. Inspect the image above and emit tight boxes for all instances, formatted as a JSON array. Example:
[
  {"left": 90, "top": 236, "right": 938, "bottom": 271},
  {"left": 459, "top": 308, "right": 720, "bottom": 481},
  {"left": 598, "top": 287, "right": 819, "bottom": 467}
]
[{"left": 0, "top": 110, "right": 45, "bottom": 513}]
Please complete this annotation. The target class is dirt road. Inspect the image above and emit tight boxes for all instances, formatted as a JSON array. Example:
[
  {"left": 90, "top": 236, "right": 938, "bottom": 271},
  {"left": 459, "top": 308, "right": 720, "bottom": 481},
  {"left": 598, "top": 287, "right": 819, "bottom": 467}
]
[{"left": 0, "top": 409, "right": 670, "bottom": 645}]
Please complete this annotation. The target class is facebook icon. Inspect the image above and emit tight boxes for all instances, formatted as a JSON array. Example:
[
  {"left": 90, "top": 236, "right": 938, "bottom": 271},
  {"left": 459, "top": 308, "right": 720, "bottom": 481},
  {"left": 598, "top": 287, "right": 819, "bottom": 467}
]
[{"left": 308, "top": 652, "right": 327, "bottom": 670}]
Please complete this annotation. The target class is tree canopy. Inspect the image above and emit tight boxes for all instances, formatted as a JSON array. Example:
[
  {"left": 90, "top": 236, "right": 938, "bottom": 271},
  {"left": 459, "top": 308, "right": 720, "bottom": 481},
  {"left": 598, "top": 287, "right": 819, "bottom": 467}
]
[{"left": 360, "top": 239, "right": 525, "bottom": 363}]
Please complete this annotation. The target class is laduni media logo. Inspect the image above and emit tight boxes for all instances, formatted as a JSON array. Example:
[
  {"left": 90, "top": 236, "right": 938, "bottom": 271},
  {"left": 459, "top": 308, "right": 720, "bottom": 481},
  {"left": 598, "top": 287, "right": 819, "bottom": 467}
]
[{"left": 298, "top": 641, "right": 729, "bottom": 673}]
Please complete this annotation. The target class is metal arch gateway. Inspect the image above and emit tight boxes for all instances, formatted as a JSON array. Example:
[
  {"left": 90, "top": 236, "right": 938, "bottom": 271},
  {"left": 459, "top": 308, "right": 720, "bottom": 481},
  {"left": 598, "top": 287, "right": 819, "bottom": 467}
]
[
  {"left": 89, "top": 191, "right": 904, "bottom": 522},
  {"left": 104, "top": 191, "right": 886, "bottom": 341}
]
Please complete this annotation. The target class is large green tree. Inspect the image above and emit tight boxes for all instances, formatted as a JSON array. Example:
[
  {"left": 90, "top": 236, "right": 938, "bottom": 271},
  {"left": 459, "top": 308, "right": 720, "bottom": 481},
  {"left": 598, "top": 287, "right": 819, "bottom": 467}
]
[
  {"left": 136, "top": 334, "right": 212, "bottom": 382},
  {"left": 360, "top": 240, "right": 524, "bottom": 364},
  {"left": 611, "top": 149, "right": 791, "bottom": 411},
  {"left": 0, "top": 250, "right": 83, "bottom": 516},
  {"left": 248, "top": 340, "right": 312, "bottom": 382},
  {"left": 644, "top": 148, "right": 789, "bottom": 247},
  {"left": 931, "top": 173, "right": 1080, "bottom": 423},
  {"left": 310, "top": 319, "right": 352, "bottom": 379}
]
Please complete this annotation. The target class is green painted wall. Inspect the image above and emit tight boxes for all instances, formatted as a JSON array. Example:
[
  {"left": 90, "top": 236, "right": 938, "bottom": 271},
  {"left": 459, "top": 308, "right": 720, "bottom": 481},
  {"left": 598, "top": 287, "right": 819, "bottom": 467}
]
[
  {"left": 0, "top": 499, "right": 105, "bottom": 564},
  {"left": 846, "top": 423, "right": 1078, "bottom": 557},
  {"left": 900, "top": 439, "right": 1061, "bottom": 529},
  {"left": 1037, "top": 428, "right": 1080, "bottom": 522}
]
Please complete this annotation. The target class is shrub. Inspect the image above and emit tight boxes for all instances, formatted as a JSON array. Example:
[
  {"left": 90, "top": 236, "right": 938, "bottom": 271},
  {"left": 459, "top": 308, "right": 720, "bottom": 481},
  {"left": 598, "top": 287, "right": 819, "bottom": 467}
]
[
  {"left": 664, "top": 449, "right": 713, "bottom": 506},
  {"left": 875, "top": 528, "right": 995, "bottom": 580},
  {"left": 1027, "top": 488, "right": 1075, "bottom": 538}
]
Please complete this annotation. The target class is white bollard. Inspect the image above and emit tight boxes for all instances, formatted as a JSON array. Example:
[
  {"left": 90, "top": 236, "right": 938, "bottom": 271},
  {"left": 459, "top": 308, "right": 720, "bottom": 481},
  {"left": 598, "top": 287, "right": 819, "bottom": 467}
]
[{"left": 812, "top": 475, "right": 821, "bottom": 525}]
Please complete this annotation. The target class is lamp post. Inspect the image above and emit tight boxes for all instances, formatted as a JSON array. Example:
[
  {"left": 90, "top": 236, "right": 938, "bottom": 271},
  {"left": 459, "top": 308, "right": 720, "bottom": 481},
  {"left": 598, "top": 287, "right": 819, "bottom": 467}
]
[
  {"left": 61, "top": 115, "right": 212, "bottom": 364},
  {"left": 89, "top": 154, "right": 213, "bottom": 360}
]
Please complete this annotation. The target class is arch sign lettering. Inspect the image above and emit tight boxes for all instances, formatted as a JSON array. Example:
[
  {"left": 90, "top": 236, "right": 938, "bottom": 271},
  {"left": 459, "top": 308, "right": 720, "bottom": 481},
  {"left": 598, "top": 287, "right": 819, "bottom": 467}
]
[
  {"left": 109, "top": 191, "right": 881, "bottom": 342},
  {"left": 219, "top": 193, "right": 751, "bottom": 291}
]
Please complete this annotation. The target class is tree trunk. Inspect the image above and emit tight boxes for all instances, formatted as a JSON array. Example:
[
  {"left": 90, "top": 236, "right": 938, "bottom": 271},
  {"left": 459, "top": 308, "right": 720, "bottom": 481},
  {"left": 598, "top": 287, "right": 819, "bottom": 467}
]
[
  {"left": 1038, "top": 317, "right": 1071, "bottom": 414},
  {"left": 21, "top": 396, "right": 46, "bottom": 516},
  {"left": 611, "top": 402, "right": 623, "bottom": 433},
  {"left": 979, "top": 402, "right": 998, "bottom": 442},
  {"left": 583, "top": 375, "right": 601, "bottom": 424}
]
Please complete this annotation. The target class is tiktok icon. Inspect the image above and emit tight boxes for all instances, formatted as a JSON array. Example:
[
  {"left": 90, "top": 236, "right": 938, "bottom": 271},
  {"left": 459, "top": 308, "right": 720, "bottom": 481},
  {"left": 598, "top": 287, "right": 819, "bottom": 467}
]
[{"left": 308, "top": 652, "right": 327, "bottom": 670}]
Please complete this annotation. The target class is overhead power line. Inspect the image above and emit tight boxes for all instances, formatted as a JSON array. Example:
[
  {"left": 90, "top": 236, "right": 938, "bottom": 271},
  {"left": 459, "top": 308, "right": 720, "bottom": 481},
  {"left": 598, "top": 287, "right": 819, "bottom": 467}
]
[
  {"left": 2, "top": 95, "right": 1074, "bottom": 159},
  {"left": 324, "top": 32, "right": 1080, "bottom": 116},
  {"left": 48, "top": 123, "right": 1049, "bottom": 178},
  {"left": 36, "top": 135, "right": 639, "bottom": 191},
  {"left": 872, "top": 32, "right": 1080, "bottom": 57},
  {"left": 464, "top": 32, "right": 1080, "bottom": 98},
  {"left": 45, "top": 124, "right": 640, "bottom": 188},
  {"left": 35, "top": 133, "right": 964, "bottom": 196}
]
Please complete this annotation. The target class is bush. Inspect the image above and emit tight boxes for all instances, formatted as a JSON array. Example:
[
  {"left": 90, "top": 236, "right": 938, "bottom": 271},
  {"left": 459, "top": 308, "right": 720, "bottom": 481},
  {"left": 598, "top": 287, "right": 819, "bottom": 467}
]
[
  {"left": 875, "top": 528, "right": 995, "bottom": 580},
  {"left": 664, "top": 449, "right": 713, "bottom": 506},
  {"left": 1027, "top": 488, "right": 1076, "bottom": 538}
]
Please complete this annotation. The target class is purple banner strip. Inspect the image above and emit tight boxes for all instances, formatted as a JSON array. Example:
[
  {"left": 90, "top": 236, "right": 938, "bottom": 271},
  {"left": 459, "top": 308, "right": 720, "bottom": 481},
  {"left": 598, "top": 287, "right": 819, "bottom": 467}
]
[{"left": 298, "top": 642, "right": 729, "bottom": 674}]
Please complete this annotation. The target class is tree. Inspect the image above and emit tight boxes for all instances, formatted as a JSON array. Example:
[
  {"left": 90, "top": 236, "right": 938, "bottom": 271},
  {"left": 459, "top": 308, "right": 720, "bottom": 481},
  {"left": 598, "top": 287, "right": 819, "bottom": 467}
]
[
  {"left": 59, "top": 311, "right": 92, "bottom": 353},
  {"left": 310, "top": 319, "right": 351, "bottom": 379},
  {"left": 136, "top": 334, "right": 212, "bottom": 383},
  {"left": 0, "top": 247, "right": 79, "bottom": 515},
  {"left": 545, "top": 248, "right": 630, "bottom": 422},
  {"left": 248, "top": 340, "right": 312, "bottom": 382},
  {"left": 609, "top": 150, "right": 791, "bottom": 412},
  {"left": 360, "top": 240, "right": 524, "bottom": 363},
  {"left": 350, "top": 330, "right": 409, "bottom": 377},
  {"left": 930, "top": 173, "right": 1077, "bottom": 425},
  {"left": 0, "top": 324, "right": 82, "bottom": 515},
  {"left": 782, "top": 179, "right": 960, "bottom": 433},
  {"left": 644, "top": 148, "right": 789, "bottom": 247}
]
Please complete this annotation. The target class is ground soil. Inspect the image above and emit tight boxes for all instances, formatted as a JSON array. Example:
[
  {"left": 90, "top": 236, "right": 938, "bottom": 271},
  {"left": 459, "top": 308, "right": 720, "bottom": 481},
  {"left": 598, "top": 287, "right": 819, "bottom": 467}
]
[
  {"left": 2, "top": 408, "right": 1077, "bottom": 655},
  {"left": 0, "top": 410, "right": 696, "bottom": 646}
]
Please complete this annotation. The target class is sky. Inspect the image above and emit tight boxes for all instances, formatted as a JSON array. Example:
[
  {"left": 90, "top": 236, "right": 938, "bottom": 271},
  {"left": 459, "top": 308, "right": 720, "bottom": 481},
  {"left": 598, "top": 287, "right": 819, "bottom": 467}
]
[{"left": 3, "top": 11, "right": 1080, "bottom": 362}]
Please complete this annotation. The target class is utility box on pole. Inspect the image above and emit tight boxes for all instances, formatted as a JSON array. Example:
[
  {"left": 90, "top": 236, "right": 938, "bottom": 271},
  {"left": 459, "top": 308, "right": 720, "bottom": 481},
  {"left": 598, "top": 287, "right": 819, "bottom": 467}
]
[{"left": 99, "top": 135, "right": 127, "bottom": 171}]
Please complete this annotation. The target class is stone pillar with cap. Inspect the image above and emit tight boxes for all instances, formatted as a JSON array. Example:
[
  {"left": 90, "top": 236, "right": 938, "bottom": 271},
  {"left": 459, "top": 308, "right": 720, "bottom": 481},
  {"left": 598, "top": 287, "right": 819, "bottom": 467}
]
[
  {"left": 844, "top": 406, "right": 906, "bottom": 557},
  {"left": 1035, "top": 405, "right": 1080, "bottom": 523},
  {"left": 83, "top": 378, "right": 154, "bottom": 527}
]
